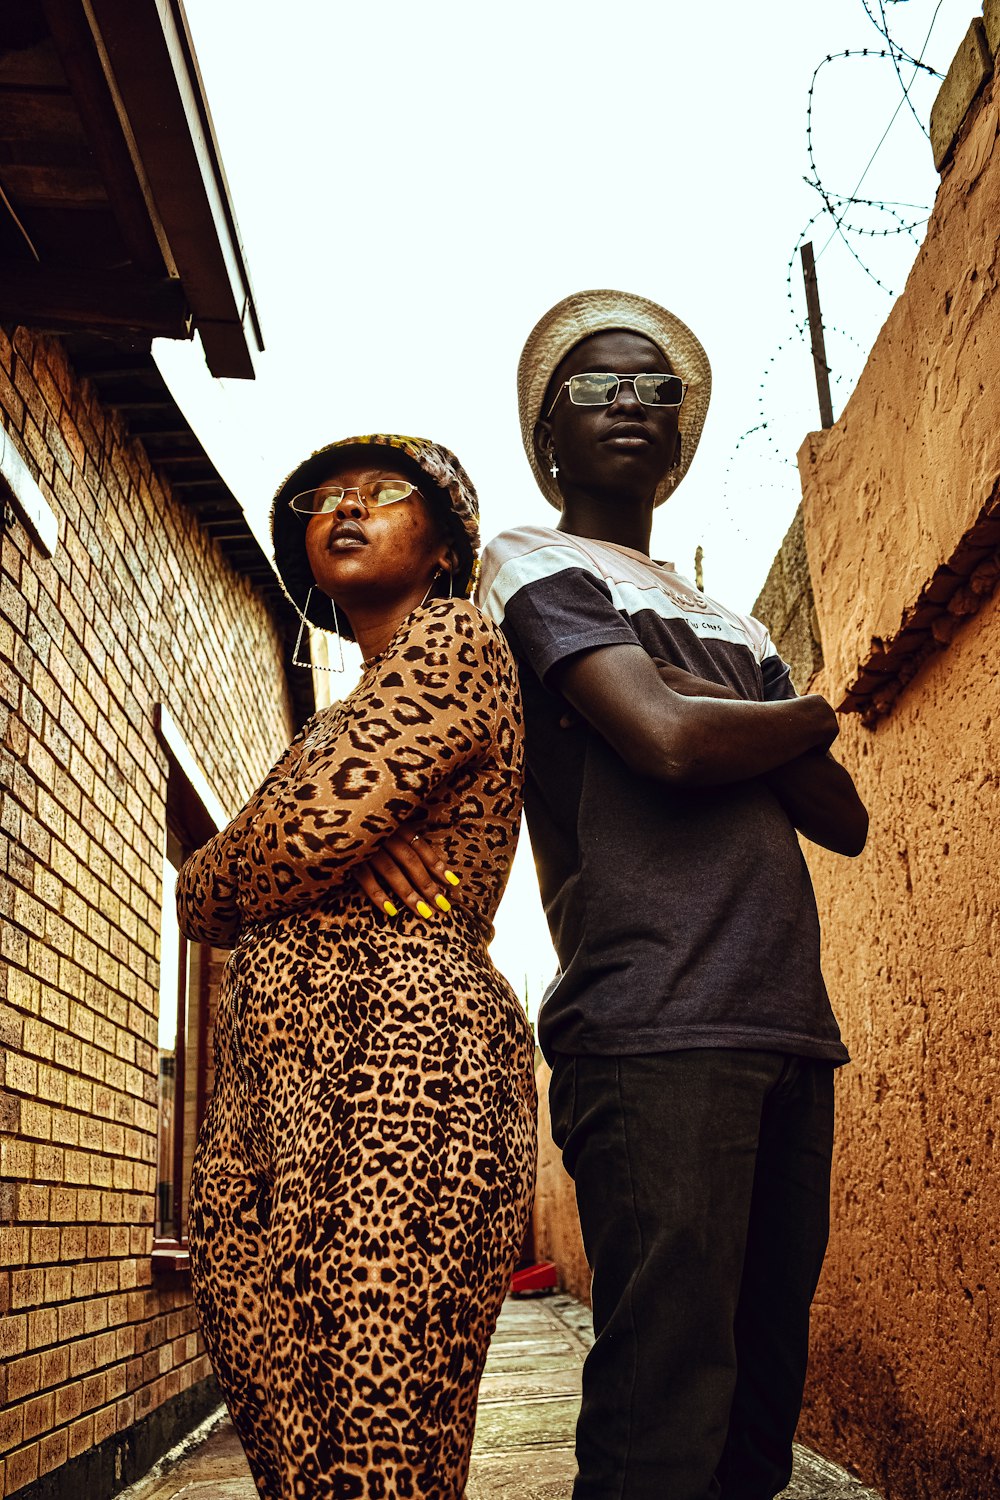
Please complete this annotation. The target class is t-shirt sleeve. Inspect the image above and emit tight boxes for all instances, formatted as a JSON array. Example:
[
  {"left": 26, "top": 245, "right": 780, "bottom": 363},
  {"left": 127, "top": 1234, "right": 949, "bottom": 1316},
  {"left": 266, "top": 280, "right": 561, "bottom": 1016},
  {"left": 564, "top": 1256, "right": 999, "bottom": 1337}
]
[
  {"left": 478, "top": 532, "right": 635, "bottom": 682},
  {"left": 757, "top": 627, "right": 797, "bottom": 702},
  {"left": 734, "top": 609, "right": 798, "bottom": 702},
  {"left": 761, "top": 652, "right": 796, "bottom": 701}
]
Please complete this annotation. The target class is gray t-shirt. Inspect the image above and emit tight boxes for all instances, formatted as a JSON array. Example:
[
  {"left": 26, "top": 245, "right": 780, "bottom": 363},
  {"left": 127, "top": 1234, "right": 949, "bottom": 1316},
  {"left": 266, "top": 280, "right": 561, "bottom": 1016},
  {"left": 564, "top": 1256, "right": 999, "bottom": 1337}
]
[{"left": 477, "top": 525, "right": 848, "bottom": 1067}]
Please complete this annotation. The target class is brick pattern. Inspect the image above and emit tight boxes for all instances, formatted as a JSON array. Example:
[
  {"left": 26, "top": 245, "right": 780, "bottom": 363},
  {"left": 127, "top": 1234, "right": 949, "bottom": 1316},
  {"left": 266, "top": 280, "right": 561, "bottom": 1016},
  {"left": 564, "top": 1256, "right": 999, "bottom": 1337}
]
[{"left": 0, "top": 326, "right": 293, "bottom": 1496}]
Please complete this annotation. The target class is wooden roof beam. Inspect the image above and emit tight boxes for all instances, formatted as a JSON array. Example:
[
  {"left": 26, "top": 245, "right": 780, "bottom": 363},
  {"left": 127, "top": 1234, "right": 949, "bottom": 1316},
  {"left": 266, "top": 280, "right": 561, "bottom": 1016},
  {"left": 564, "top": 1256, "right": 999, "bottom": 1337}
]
[
  {"left": 0, "top": 263, "right": 188, "bottom": 336},
  {"left": 82, "top": 0, "right": 263, "bottom": 379},
  {"left": 39, "top": 0, "right": 166, "bottom": 275}
]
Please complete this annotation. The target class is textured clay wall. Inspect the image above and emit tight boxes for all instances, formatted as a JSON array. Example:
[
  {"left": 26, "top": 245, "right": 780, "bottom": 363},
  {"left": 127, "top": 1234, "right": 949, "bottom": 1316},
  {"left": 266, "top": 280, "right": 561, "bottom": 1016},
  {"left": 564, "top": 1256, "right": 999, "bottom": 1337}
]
[
  {"left": 792, "top": 66, "right": 1000, "bottom": 1500},
  {"left": 801, "top": 610, "right": 999, "bottom": 1499},
  {"left": 0, "top": 326, "right": 293, "bottom": 1497},
  {"left": 800, "top": 74, "right": 1000, "bottom": 701}
]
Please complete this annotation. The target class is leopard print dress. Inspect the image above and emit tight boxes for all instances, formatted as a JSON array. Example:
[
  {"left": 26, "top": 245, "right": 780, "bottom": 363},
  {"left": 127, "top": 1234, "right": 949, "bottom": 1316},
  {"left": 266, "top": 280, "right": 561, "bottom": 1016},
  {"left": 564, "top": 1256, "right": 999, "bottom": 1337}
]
[{"left": 176, "top": 602, "right": 537, "bottom": 1500}]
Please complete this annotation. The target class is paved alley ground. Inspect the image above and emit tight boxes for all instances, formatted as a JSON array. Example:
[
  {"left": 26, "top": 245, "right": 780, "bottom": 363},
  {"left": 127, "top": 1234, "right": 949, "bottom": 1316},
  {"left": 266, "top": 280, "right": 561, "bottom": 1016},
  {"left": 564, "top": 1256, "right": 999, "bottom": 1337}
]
[{"left": 122, "top": 1295, "right": 882, "bottom": 1500}]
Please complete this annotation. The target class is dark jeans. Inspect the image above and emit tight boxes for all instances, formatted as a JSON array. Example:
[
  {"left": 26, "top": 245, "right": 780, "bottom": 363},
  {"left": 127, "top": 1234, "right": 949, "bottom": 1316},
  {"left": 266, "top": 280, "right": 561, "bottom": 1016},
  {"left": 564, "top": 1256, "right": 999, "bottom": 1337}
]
[{"left": 549, "top": 1049, "right": 835, "bottom": 1500}]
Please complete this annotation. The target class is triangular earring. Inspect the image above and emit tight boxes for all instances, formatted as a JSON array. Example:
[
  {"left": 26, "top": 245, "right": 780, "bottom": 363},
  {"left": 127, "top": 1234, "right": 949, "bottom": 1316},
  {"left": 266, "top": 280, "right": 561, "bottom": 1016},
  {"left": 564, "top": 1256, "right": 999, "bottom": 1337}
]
[{"left": 292, "top": 587, "right": 346, "bottom": 673}]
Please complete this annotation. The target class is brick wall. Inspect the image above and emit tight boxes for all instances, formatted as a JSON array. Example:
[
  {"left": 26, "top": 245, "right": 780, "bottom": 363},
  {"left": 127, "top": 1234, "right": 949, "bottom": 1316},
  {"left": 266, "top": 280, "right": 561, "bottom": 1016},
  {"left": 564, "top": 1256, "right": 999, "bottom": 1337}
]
[{"left": 0, "top": 325, "right": 294, "bottom": 1497}]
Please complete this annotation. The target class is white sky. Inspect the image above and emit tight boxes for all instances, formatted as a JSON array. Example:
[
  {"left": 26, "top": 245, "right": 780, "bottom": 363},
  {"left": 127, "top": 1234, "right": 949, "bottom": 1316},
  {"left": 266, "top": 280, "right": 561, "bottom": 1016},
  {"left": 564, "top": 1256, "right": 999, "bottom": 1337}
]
[{"left": 155, "top": 0, "right": 973, "bottom": 1017}]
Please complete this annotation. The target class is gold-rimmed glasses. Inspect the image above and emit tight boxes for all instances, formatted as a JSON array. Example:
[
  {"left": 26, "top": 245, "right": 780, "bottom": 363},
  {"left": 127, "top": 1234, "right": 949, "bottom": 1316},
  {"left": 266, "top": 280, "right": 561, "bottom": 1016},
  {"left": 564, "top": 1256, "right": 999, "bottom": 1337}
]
[{"left": 288, "top": 480, "right": 418, "bottom": 516}]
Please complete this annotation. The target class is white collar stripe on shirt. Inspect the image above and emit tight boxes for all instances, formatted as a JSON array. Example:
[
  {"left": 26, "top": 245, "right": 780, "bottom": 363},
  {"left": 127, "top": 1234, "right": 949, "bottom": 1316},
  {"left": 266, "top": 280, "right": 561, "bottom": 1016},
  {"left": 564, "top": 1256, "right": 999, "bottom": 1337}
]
[{"left": 480, "top": 526, "right": 772, "bottom": 662}]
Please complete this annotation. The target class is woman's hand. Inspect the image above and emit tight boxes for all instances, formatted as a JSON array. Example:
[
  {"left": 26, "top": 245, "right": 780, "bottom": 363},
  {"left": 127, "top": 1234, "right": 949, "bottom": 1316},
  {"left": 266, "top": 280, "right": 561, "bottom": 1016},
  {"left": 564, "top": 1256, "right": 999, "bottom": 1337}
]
[{"left": 352, "top": 829, "right": 461, "bottom": 920}]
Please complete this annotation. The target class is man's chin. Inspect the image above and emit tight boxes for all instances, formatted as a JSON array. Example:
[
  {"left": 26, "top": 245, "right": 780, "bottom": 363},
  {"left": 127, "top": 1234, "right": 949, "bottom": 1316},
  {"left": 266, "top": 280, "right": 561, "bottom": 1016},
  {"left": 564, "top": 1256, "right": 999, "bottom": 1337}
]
[{"left": 566, "top": 454, "right": 666, "bottom": 502}]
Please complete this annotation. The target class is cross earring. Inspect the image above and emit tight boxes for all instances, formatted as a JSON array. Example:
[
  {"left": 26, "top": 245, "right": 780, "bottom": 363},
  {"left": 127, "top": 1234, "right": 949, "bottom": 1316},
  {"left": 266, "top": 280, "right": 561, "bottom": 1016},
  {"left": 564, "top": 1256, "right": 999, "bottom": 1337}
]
[{"left": 549, "top": 461, "right": 559, "bottom": 478}]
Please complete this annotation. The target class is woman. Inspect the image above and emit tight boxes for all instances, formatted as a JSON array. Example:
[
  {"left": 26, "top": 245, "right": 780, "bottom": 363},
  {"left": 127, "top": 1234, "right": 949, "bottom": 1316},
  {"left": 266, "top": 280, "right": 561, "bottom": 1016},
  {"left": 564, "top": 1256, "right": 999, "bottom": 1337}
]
[{"left": 176, "top": 434, "right": 537, "bottom": 1500}]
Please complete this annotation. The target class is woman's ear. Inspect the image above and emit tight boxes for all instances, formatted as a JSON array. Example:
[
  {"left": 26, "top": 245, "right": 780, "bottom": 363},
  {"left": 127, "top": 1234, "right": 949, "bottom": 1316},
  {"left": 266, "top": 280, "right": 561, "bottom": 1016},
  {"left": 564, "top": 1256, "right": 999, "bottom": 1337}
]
[{"left": 436, "top": 543, "right": 460, "bottom": 576}]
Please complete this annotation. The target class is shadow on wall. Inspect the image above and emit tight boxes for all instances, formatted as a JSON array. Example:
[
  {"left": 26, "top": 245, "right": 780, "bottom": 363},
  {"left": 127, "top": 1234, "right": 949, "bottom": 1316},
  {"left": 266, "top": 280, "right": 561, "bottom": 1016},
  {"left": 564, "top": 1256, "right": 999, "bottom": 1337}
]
[{"left": 532, "top": 1062, "right": 590, "bottom": 1306}]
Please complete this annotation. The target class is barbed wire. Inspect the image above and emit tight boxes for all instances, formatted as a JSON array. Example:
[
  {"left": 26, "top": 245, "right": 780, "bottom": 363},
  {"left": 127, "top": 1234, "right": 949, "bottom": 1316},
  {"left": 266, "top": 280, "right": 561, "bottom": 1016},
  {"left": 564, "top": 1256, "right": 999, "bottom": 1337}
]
[
  {"left": 719, "top": 317, "right": 868, "bottom": 519},
  {"left": 804, "top": 47, "right": 939, "bottom": 291},
  {"left": 722, "top": 4, "right": 953, "bottom": 480},
  {"left": 810, "top": 0, "right": 947, "bottom": 263},
  {"left": 716, "top": 0, "right": 949, "bottom": 548},
  {"left": 861, "top": 0, "right": 945, "bottom": 136}
]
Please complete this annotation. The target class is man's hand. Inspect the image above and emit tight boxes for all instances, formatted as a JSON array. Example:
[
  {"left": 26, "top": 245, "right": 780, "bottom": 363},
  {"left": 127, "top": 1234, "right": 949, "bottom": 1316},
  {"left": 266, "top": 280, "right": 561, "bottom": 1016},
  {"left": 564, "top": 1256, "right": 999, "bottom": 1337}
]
[
  {"left": 764, "top": 751, "right": 869, "bottom": 856},
  {"left": 653, "top": 660, "right": 867, "bottom": 855},
  {"left": 352, "top": 829, "right": 461, "bottom": 919},
  {"left": 655, "top": 660, "right": 867, "bottom": 851}
]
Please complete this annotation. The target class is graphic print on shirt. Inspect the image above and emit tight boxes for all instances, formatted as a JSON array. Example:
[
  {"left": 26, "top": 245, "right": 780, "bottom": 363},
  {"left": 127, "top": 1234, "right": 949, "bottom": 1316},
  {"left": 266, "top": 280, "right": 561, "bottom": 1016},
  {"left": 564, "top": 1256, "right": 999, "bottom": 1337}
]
[{"left": 479, "top": 526, "right": 794, "bottom": 703}]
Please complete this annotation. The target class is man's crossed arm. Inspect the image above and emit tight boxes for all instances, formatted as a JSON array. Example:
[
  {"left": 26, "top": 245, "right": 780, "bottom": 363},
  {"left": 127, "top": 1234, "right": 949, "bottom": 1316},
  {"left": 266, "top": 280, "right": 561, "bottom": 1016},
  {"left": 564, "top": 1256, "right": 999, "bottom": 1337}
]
[
  {"left": 352, "top": 641, "right": 868, "bottom": 914},
  {"left": 555, "top": 645, "right": 838, "bottom": 786},
  {"left": 636, "top": 654, "right": 868, "bottom": 857}
]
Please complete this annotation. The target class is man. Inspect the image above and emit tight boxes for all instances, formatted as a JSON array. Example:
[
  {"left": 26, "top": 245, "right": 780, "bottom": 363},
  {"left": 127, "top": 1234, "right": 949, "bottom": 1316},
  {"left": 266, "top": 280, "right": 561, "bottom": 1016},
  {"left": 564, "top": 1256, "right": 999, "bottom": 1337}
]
[{"left": 474, "top": 290, "right": 868, "bottom": 1500}]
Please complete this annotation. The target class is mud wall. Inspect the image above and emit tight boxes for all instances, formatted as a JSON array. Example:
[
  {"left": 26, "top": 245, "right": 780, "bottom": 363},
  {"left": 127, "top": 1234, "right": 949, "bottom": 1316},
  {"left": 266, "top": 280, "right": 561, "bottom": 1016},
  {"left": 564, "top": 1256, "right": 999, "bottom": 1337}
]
[{"left": 789, "top": 34, "right": 1000, "bottom": 1500}]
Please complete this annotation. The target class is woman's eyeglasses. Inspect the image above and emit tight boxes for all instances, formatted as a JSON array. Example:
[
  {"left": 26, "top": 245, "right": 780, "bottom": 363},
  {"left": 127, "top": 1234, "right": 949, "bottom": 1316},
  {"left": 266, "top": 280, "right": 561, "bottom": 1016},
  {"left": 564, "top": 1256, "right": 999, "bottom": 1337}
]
[
  {"left": 545, "top": 372, "right": 687, "bottom": 420},
  {"left": 289, "top": 480, "right": 417, "bottom": 516}
]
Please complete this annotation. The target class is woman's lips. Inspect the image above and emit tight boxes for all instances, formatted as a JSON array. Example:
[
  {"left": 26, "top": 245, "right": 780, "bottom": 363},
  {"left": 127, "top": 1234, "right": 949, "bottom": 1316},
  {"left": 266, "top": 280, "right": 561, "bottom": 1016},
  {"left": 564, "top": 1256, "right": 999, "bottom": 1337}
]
[{"left": 327, "top": 522, "right": 368, "bottom": 549}]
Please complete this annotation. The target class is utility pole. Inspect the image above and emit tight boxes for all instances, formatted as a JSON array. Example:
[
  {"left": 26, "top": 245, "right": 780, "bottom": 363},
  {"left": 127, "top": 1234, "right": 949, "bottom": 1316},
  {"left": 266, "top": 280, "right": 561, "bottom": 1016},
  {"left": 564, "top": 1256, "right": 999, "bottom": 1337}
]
[{"left": 800, "top": 242, "right": 834, "bottom": 430}]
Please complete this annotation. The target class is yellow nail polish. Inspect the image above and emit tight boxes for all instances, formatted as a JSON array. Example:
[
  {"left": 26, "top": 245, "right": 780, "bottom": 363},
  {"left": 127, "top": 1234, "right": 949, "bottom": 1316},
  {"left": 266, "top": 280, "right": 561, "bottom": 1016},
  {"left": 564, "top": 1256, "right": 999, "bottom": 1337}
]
[
  {"left": 416, "top": 900, "right": 434, "bottom": 919},
  {"left": 435, "top": 894, "right": 451, "bottom": 913},
  {"left": 444, "top": 870, "right": 460, "bottom": 886},
  {"left": 383, "top": 900, "right": 398, "bottom": 917}
]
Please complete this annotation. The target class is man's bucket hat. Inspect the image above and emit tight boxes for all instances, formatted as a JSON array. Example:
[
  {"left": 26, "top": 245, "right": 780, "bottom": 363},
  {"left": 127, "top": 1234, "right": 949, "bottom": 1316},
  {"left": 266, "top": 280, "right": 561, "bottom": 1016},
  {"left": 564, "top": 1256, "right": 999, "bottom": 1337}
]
[{"left": 517, "top": 289, "right": 712, "bottom": 509}]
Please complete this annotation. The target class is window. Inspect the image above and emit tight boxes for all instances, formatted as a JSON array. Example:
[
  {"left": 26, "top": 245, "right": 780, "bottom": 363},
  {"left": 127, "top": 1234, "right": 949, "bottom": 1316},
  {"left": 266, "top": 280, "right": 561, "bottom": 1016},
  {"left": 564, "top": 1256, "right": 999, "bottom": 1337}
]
[
  {"left": 156, "top": 829, "right": 183, "bottom": 1241},
  {"left": 155, "top": 822, "right": 209, "bottom": 1252},
  {"left": 153, "top": 707, "right": 224, "bottom": 1273},
  {"left": 1, "top": 426, "right": 59, "bottom": 556}
]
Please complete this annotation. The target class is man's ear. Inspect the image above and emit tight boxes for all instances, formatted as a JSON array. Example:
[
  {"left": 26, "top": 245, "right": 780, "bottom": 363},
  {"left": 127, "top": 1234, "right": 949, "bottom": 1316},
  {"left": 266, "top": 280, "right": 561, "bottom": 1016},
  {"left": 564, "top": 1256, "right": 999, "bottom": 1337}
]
[
  {"left": 534, "top": 418, "right": 556, "bottom": 474},
  {"left": 672, "top": 431, "right": 683, "bottom": 470}
]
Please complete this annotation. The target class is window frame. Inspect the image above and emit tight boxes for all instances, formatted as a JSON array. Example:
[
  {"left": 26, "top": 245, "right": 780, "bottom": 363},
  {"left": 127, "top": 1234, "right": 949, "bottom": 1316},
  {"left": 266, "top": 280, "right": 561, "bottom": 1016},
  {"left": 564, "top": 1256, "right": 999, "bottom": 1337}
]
[
  {"left": 152, "top": 706, "right": 226, "bottom": 1276},
  {"left": 1, "top": 426, "right": 60, "bottom": 556}
]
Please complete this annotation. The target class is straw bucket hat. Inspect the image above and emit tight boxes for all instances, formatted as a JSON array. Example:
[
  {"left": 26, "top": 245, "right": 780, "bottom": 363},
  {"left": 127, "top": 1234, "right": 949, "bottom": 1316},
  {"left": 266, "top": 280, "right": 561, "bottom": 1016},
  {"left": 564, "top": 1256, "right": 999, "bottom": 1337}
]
[
  {"left": 270, "top": 433, "right": 481, "bottom": 642},
  {"left": 517, "top": 289, "right": 712, "bottom": 508}
]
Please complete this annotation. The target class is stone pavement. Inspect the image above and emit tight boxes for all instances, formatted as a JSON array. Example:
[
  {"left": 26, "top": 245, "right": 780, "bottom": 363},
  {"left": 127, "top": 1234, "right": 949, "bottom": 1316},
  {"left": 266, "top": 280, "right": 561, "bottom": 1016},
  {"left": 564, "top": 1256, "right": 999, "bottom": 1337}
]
[{"left": 121, "top": 1295, "right": 882, "bottom": 1500}]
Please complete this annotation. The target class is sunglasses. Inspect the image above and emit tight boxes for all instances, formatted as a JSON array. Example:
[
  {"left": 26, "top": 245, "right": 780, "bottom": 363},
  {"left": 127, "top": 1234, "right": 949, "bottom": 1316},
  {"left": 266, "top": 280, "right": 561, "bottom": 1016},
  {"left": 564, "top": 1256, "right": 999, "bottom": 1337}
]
[
  {"left": 545, "top": 371, "right": 687, "bottom": 420},
  {"left": 288, "top": 480, "right": 418, "bottom": 516}
]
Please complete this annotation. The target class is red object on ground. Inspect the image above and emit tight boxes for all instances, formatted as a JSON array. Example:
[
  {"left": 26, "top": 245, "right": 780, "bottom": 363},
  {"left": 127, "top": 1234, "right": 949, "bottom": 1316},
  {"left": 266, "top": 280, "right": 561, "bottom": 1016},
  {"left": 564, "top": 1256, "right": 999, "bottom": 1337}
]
[{"left": 510, "top": 1261, "right": 558, "bottom": 1295}]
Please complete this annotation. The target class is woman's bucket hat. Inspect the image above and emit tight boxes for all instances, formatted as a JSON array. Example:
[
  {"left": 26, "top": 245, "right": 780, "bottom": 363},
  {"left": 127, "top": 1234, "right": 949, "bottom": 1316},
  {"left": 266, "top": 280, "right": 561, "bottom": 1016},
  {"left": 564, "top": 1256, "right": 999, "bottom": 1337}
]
[{"left": 517, "top": 289, "right": 712, "bottom": 508}]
